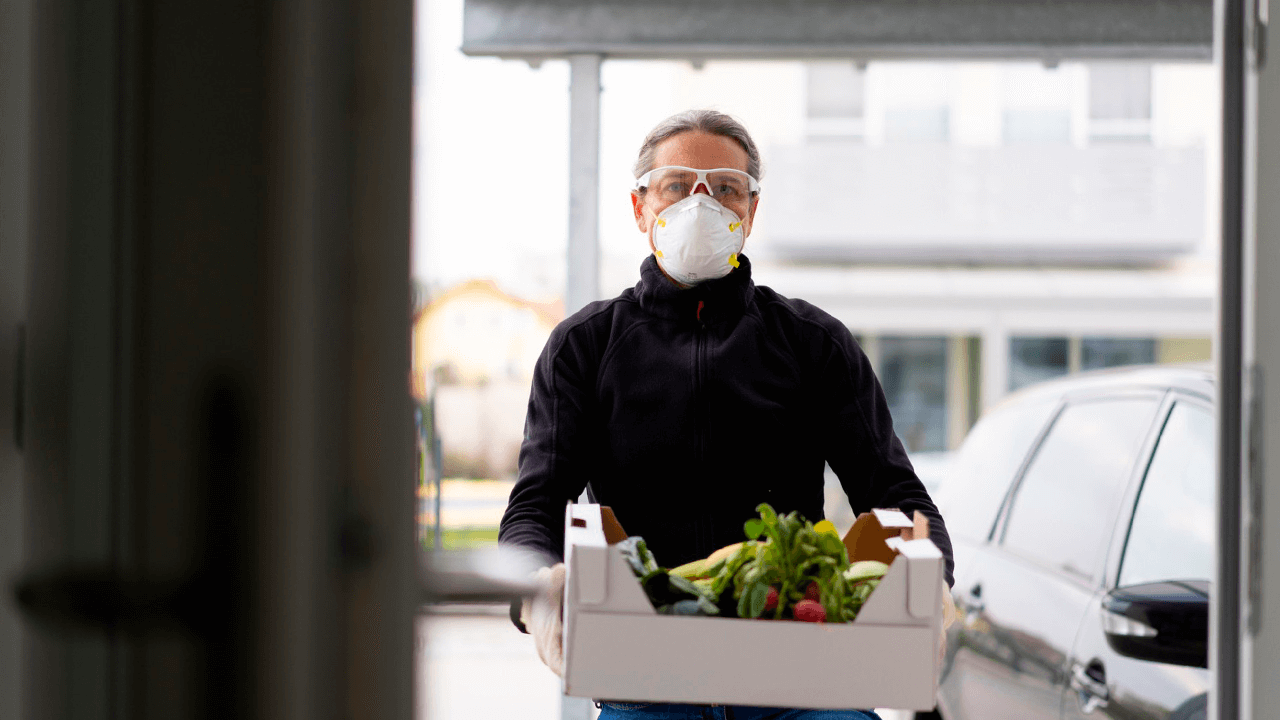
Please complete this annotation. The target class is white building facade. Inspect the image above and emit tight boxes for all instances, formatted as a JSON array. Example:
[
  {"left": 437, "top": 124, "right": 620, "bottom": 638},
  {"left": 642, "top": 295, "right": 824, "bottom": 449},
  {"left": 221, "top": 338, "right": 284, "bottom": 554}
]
[{"left": 592, "top": 60, "right": 1219, "bottom": 453}]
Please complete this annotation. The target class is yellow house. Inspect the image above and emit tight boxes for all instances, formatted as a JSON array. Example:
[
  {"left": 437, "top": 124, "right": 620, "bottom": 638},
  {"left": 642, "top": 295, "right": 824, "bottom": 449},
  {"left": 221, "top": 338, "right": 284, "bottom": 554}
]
[{"left": 412, "top": 280, "right": 562, "bottom": 400}]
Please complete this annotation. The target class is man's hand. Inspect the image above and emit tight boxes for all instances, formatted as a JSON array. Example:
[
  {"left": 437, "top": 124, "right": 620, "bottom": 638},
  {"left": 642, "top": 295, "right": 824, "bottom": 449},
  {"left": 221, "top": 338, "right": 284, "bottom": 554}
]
[{"left": 520, "top": 563, "right": 566, "bottom": 676}]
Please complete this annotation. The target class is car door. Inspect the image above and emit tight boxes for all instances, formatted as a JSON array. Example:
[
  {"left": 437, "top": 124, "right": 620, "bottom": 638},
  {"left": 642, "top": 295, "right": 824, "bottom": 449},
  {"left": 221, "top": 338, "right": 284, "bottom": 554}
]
[
  {"left": 946, "top": 392, "right": 1163, "bottom": 720},
  {"left": 1061, "top": 397, "right": 1213, "bottom": 720},
  {"left": 936, "top": 395, "right": 1061, "bottom": 720}
]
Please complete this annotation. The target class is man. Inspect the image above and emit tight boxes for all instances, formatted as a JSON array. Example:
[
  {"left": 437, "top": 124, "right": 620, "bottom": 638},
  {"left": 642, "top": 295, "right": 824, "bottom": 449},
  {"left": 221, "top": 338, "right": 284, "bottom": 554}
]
[{"left": 500, "top": 109, "right": 953, "bottom": 719}]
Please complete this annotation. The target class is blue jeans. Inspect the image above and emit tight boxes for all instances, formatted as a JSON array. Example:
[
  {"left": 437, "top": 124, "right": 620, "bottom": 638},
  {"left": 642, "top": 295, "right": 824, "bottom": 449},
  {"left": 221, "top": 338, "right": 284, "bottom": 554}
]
[{"left": 596, "top": 703, "right": 884, "bottom": 720}]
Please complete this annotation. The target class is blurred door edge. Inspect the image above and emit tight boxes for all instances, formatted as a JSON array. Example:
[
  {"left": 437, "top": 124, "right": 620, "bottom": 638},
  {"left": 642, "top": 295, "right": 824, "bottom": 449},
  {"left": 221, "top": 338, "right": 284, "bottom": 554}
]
[{"left": 7, "top": 0, "right": 415, "bottom": 718}]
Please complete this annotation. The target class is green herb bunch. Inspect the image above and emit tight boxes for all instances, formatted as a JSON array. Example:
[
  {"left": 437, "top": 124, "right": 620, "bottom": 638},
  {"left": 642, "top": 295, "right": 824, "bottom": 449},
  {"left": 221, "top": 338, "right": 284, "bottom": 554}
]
[{"left": 712, "top": 503, "right": 887, "bottom": 623}]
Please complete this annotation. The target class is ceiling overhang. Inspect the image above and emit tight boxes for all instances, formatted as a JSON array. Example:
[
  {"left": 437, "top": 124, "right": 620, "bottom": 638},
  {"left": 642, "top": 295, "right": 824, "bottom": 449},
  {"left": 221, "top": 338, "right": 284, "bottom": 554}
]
[{"left": 461, "top": 0, "right": 1214, "bottom": 62}]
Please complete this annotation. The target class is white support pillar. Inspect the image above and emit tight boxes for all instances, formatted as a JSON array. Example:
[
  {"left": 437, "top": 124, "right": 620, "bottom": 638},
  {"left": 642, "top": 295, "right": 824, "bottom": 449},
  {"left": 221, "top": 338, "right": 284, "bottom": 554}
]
[
  {"left": 981, "top": 326, "right": 1009, "bottom": 414},
  {"left": 566, "top": 54, "right": 602, "bottom": 316},
  {"left": 860, "top": 333, "right": 881, "bottom": 373},
  {"left": 947, "top": 336, "right": 973, "bottom": 450},
  {"left": 564, "top": 53, "right": 603, "bottom": 720}
]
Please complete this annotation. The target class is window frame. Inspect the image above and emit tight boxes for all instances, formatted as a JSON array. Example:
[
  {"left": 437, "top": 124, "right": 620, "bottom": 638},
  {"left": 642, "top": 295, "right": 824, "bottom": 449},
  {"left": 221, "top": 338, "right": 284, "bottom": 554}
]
[
  {"left": 990, "top": 386, "right": 1172, "bottom": 589},
  {"left": 1106, "top": 392, "right": 1215, "bottom": 592}
]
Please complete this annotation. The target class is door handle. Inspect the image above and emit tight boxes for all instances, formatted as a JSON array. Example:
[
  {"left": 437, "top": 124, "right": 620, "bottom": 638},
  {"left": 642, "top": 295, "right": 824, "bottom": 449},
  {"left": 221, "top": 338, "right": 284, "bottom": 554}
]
[
  {"left": 962, "top": 583, "right": 985, "bottom": 626},
  {"left": 1070, "top": 662, "right": 1110, "bottom": 714}
]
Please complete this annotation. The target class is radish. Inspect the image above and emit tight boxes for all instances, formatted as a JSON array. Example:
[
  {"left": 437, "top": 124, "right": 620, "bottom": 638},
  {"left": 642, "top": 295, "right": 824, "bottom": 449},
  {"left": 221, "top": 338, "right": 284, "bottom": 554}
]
[
  {"left": 765, "top": 586, "right": 778, "bottom": 611},
  {"left": 794, "top": 599, "right": 826, "bottom": 623},
  {"left": 804, "top": 582, "right": 821, "bottom": 602}
]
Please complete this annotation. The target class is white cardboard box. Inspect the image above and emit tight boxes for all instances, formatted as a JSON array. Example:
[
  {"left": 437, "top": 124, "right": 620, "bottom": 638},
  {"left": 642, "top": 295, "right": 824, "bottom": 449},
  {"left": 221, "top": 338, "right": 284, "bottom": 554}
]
[{"left": 562, "top": 503, "right": 945, "bottom": 710}]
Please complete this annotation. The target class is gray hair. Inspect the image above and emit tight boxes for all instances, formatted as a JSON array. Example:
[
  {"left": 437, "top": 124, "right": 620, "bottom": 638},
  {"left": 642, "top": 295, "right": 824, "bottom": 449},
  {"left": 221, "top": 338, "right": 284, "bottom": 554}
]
[{"left": 632, "top": 109, "right": 763, "bottom": 184}]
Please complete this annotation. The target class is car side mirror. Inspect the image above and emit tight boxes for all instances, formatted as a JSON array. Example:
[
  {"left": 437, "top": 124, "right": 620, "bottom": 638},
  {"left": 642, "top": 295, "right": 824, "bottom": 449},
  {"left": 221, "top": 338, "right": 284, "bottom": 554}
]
[{"left": 1101, "top": 580, "right": 1208, "bottom": 669}]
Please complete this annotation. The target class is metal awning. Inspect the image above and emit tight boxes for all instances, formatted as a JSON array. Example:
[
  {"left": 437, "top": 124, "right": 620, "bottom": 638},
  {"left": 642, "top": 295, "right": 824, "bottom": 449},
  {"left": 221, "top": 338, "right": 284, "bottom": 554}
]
[{"left": 462, "top": 0, "right": 1213, "bottom": 62}]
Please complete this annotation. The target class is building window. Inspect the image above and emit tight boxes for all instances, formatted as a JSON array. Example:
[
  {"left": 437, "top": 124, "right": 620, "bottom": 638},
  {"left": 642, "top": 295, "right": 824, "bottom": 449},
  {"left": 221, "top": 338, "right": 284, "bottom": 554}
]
[
  {"left": 1000, "top": 63, "right": 1074, "bottom": 145},
  {"left": 880, "top": 337, "right": 948, "bottom": 452},
  {"left": 1002, "top": 108, "right": 1072, "bottom": 144},
  {"left": 805, "top": 61, "right": 865, "bottom": 140},
  {"left": 1081, "top": 337, "right": 1156, "bottom": 370},
  {"left": 884, "top": 106, "right": 950, "bottom": 144},
  {"left": 1088, "top": 64, "right": 1152, "bottom": 143},
  {"left": 1009, "top": 337, "right": 1069, "bottom": 391}
]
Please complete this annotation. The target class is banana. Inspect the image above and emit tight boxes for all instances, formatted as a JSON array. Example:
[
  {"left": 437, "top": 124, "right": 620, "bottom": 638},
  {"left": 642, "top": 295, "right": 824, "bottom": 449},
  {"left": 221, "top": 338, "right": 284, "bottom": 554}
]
[
  {"left": 670, "top": 541, "right": 752, "bottom": 579},
  {"left": 669, "top": 558, "right": 712, "bottom": 579},
  {"left": 706, "top": 541, "right": 746, "bottom": 566}
]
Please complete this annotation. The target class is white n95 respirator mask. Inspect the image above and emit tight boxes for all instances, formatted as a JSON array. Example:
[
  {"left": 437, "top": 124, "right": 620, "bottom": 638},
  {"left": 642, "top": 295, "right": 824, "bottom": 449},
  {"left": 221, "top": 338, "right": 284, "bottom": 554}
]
[{"left": 649, "top": 193, "right": 747, "bottom": 287}]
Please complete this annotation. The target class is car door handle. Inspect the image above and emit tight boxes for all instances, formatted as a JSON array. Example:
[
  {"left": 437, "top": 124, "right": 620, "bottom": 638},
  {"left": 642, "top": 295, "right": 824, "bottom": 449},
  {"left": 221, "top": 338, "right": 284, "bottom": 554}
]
[
  {"left": 1070, "top": 662, "right": 1110, "bottom": 714},
  {"left": 962, "top": 583, "right": 985, "bottom": 624}
]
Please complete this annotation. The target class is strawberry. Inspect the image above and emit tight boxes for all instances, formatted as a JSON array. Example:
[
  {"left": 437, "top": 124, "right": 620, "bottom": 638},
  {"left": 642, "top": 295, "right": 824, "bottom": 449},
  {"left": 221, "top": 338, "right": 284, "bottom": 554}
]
[{"left": 794, "top": 599, "right": 826, "bottom": 623}]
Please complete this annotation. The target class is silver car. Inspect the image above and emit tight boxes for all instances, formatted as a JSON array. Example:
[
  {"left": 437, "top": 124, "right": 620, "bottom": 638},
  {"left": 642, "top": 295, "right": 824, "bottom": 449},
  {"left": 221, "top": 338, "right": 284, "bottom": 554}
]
[{"left": 924, "top": 364, "right": 1213, "bottom": 720}]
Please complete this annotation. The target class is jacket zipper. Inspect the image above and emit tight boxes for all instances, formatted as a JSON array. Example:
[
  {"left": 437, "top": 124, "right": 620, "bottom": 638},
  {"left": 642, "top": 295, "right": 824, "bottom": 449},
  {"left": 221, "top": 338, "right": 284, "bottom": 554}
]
[{"left": 695, "top": 300, "right": 709, "bottom": 466}]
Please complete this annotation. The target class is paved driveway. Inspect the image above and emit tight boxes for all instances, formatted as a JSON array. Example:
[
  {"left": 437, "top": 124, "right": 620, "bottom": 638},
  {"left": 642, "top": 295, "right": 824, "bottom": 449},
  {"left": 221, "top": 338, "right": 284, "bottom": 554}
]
[{"left": 418, "top": 605, "right": 596, "bottom": 720}]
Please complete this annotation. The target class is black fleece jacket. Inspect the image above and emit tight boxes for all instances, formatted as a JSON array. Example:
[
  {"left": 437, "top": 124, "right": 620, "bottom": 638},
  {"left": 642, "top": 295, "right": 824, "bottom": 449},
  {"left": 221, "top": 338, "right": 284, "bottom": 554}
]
[{"left": 499, "top": 255, "right": 954, "bottom": 595}]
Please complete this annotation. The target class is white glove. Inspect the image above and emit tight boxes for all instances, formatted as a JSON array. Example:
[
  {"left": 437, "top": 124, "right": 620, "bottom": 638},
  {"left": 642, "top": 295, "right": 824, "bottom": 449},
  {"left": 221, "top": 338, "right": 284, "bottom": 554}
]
[
  {"left": 520, "top": 563, "right": 566, "bottom": 676},
  {"left": 939, "top": 586, "right": 957, "bottom": 666}
]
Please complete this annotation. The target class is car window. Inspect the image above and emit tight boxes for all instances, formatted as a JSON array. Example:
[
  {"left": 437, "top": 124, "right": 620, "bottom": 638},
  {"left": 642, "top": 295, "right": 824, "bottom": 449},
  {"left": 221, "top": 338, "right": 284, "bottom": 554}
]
[
  {"left": 1118, "top": 402, "right": 1215, "bottom": 587},
  {"left": 1001, "top": 397, "right": 1161, "bottom": 583},
  {"left": 933, "top": 397, "right": 1058, "bottom": 542}
]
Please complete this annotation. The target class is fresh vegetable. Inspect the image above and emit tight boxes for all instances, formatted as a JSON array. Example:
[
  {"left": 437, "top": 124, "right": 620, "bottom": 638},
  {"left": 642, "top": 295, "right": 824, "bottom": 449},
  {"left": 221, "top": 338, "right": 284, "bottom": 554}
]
[
  {"left": 794, "top": 599, "right": 826, "bottom": 623},
  {"left": 669, "top": 558, "right": 711, "bottom": 580},
  {"left": 616, "top": 537, "right": 659, "bottom": 578},
  {"left": 845, "top": 560, "right": 890, "bottom": 583},
  {"left": 618, "top": 536, "right": 720, "bottom": 615},
  {"left": 617, "top": 505, "right": 891, "bottom": 623},
  {"left": 715, "top": 504, "right": 889, "bottom": 623},
  {"left": 670, "top": 541, "right": 748, "bottom": 580},
  {"left": 804, "top": 582, "right": 821, "bottom": 603}
]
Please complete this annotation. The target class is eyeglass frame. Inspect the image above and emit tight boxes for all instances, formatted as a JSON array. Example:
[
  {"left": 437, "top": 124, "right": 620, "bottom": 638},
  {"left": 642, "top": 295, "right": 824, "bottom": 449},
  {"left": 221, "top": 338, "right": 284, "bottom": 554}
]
[{"left": 632, "top": 165, "right": 762, "bottom": 197}]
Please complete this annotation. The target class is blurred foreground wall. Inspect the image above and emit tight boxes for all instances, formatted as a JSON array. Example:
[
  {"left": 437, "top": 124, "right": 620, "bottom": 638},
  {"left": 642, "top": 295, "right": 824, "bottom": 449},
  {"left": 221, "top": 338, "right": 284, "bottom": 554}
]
[{"left": 6, "top": 1, "right": 416, "bottom": 718}]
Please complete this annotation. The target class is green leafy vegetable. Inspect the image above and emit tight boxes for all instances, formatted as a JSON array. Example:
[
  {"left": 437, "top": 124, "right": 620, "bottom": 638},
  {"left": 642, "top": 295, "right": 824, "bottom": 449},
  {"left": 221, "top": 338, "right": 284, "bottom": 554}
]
[
  {"left": 616, "top": 506, "right": 891, "bottom": 623},
  {"left": 708, "top": 504, "right": 889, "bottom": 622}
]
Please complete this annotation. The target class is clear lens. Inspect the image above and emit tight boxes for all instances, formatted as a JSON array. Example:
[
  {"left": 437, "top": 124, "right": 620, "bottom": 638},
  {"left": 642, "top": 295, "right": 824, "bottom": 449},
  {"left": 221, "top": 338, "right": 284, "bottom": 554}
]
[{"left": 643, "top": 167, "right": 756, "bottom": 206}]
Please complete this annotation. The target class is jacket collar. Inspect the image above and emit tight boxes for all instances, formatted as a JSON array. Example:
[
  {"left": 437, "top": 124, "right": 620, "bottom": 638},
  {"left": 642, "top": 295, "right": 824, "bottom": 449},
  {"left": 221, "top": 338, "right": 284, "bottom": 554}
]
[{"left": 634, "top": 253, "right": 755, "bottom": 324}]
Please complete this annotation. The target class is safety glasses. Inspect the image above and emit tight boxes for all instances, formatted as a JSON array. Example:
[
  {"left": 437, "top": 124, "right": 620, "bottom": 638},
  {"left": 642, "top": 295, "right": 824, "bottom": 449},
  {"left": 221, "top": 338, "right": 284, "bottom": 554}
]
[{"left": 633, "top": 166, "right": 761, "bottom": 206}]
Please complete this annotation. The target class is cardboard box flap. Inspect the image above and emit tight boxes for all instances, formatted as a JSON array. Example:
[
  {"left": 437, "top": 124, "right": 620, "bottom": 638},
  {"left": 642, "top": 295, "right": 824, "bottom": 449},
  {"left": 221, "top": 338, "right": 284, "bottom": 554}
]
[
  {"left": 563, "top": 503, "right": 654, "bottom": 614},
  {"left": 844, "top": 509, "right": 909, "bottom": 565},
  {"left": 566, "top": 502, "right": 608, "bottom": 548},
  {"left": 565, "top": 503, "right": 608, "bottom": 605},
  {"left": 899, "top": 539, "right": 944, "bottom": 620},
  {"left": 872, "top": 508, "right": 914, "bottom": 529},
  {"left": 844, "top": 509, "right": 942, "bottom": 625},
  {"left": 600, "top": 506, "right": 628, "bottom": 545}
]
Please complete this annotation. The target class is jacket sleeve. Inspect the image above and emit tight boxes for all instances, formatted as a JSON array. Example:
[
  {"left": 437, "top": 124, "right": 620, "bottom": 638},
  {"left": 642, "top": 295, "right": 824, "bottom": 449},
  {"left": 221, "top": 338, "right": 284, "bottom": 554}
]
[
  {"left": 814, "top": 322, "right": 955, "bottom": 588},
  {"left": 498, "top": 321, "right": 598, "bottom": 567}
]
